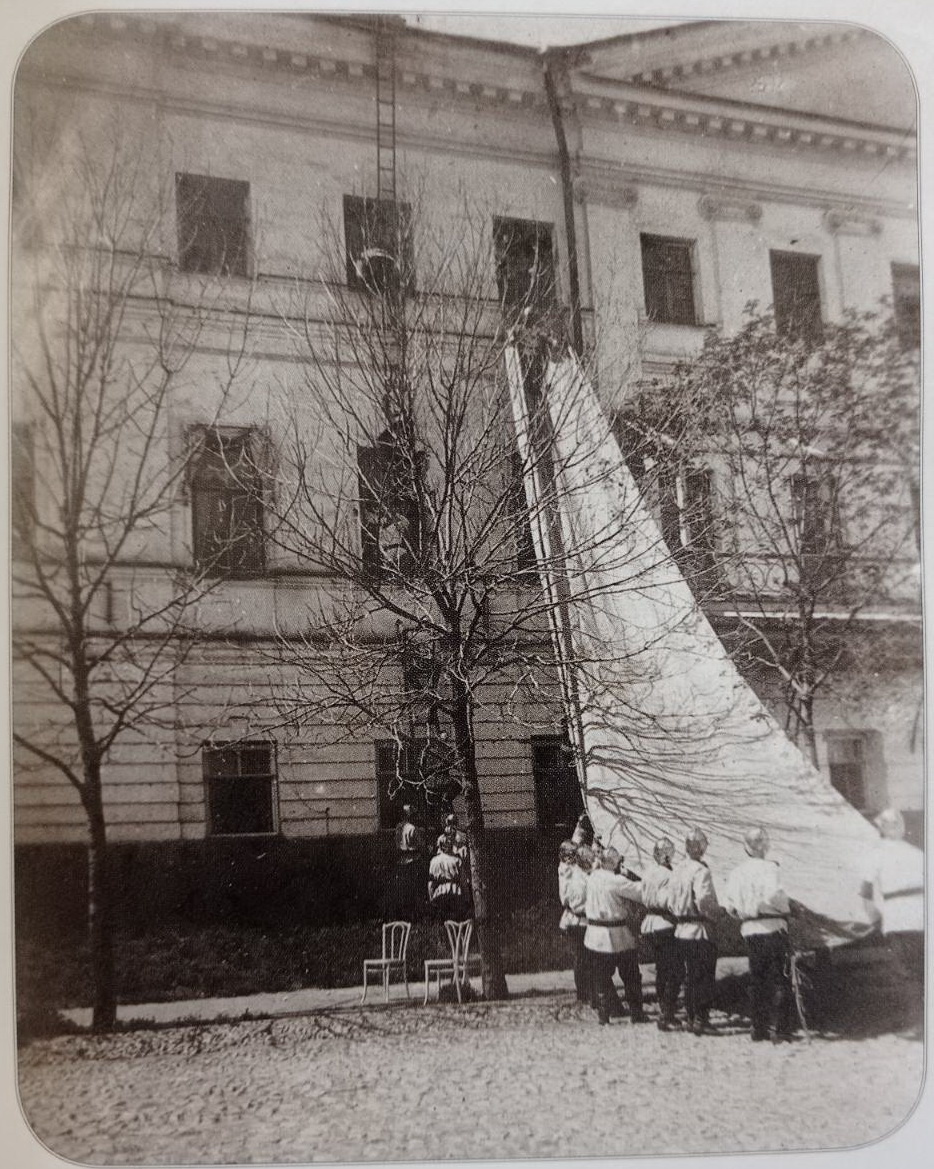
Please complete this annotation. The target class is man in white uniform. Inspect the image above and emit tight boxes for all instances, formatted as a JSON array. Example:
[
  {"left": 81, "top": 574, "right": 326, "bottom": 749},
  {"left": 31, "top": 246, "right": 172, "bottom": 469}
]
[
  {"left": 640, "top": 837, "right": 683, "bottom": 1031},
  {"left": 668, "top": 828, "right": 721, "bottom": 1035},
  {"left": 558, "top": 841, "right": 590, "bottom": 1003},
  {"left": 584, "top": 847, "right": 644, "bottom": 1024},
  {"left": 723, "top": 827, "right": 794, "bottom": 1043},
  {"left": 860, "top": 808, "right": 924, "bottom": 984}
]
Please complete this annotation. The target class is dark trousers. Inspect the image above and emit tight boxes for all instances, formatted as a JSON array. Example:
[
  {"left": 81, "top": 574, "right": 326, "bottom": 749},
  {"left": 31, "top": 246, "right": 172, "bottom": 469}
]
[
  {"left": 678, "top": 937, "right": 717, "bottom": 1024},
  {"left": 565, "top": 926, "right": 591, "bottom": 1003},
  {"left": 589, "top": 949, "right": 643, "bottom": 1017},
  {"left": 746, "top": 931, "right": 794, "bottom": 1039},
  {"left": 649, "top": 929, "right": 683, "bottom": 1022}
]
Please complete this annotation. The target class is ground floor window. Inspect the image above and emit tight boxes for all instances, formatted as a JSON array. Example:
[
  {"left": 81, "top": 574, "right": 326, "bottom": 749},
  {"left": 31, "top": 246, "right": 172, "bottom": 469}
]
[
  {"left": 826, "top": 733, "right": 868, "bottom": 811},
  {"left": 203, "top": 741, "right": 278, "bottom": 836},
  {"left": 531, "top": 734, "right": 582, "bottom": 831},
  {"left": 375, "top": 738, "right": 458, "bottom": 831}
]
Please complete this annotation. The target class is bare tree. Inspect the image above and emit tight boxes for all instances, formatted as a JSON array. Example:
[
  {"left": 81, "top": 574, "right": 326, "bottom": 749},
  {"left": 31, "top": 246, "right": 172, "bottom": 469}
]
[
  {"left": 626, "top": 307, "right": 919, "bottom": 767},
  {"left": 11, "top": 125, "right": 254, "bottom": 1030},
  {"left": 247, "top": 193, "right": 673, "bottom": 999}
]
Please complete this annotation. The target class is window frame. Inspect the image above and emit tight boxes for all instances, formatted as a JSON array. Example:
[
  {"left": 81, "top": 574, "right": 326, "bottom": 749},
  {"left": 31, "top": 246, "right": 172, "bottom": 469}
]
[
  {"left": 825, "top": 733, "right": 869, "bottom": 812},
  {"left": 769, "top": 249, "right": 824, "bottom": 343},
  {"left": 374, "top": 737, "right": 457, "bottom": 831},
  {"left": 203, "top": 740, "right": 279, "bottom": 837},
  {"left": 175, "top": 173, "right": 251, "bottom": 278},
  {"left": 188, "top": 426, "right": 266, "bottom": 579},
  {"left": 891, "top": 262, "right": 920, "bottom": 350},
  {"left": 357, "top": 433, "right": 423, "bottom": 584},
  {"left": 343, "top": 194, "right": 414, "bottom": 297},
  {"left": 530, "top": 733, "right": 583, "bottom": 831},
  {"left": 11, "top": 420, "right": 36, "bottom": 559},
  {"left": 493, "top": 216, "right": 558, "bottom": 326},
  {"left": 640, "top": 233, "right": 698, "bottom": 327}
]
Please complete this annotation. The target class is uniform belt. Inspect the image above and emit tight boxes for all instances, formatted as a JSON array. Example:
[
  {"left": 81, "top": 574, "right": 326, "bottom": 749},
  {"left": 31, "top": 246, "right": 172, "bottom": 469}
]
[
  {"left": 645, "top": 909, "right": 676, "bottom": 922},
  {"left": 882, "top": 887, "right": 923, "bottom": 900},
  {"left": 587, "top": 917, "right": 630, "bottom": 928},
  {"left": 742, "top": 913, "right": 789, "bottom": 921},
  {"left": 672, "top": 914, "right": 704, "bottom": 923}
]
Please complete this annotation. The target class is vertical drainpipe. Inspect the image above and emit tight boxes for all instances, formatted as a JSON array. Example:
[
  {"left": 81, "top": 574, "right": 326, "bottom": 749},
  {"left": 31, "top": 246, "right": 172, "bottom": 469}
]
[{"left": 543, "top": 51, "right": 584, "bottom": 359}]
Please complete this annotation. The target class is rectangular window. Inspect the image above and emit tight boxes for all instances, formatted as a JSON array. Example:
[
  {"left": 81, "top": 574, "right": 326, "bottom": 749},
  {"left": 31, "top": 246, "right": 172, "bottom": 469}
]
[
  {"left": 203, "top": 741, "right": 277, "bottom": 836},
  {"left": 189, "top": 428, "right": 265, "bottom": 577},
  {"left": 770, "top": 250, "right": 823, "bottom": 342},
  {"left": 493, "top": 217, "right": 557, "bottom": 327},
  {"left": 659, "top": 468, "right": 717, "bottom": 582},
  {"left": 11, "top": 422, "right": 35, "bottom": 558},
  {"left": 358, "top": 436, "right": 422, "bottom": 582},
  {"left": 531, "top": 734, "right": 582, "bottom": 830},
  {"left": 176, "top": 174, "right": 250, "bottom": 277},
  {"left": 791, "top": 471, "right": 844, "bottom": 590},
  {"left": 375, "top": 738, "right": 456, "bottom": 830},
  {"left": 344, "top": 195, "right": 413, "bottom": 297},
  {"left": 826, "top": 734, "right": 867, "bottom": 811},
  {"left": 891, "top": 262, "right": 920, "bottom": 350},
  {"left": 640, "top": 234, "right": 697, "bottom": 326}
]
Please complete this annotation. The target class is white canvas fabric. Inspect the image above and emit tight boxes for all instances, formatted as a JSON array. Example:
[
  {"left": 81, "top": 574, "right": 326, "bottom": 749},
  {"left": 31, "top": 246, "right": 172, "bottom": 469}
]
[{"left": 507, "top": 347, "right": 879, "bottom": 944}]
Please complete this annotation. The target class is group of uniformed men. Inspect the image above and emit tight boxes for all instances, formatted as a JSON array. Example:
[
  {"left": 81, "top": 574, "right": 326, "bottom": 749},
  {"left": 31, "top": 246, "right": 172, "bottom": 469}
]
[
  {"left": 388, "top": 805, "right": 472, "bottom": 921},
  {"left": 559, "top": 808, "right": 924, "bottom": 1041}
]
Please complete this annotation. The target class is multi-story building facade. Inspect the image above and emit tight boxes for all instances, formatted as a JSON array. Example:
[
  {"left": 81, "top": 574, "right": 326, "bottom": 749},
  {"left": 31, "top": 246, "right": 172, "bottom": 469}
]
[{"left": 10, "top": 14, "right": 921, "bottom": 923}]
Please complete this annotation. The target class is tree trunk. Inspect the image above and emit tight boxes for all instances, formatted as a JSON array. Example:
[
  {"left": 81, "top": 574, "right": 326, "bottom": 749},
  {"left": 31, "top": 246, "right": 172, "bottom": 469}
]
[
  {"left": 87, "top": 795, "right": 117, "bottom": 1032},
  {"left": 450, "top": 677, "right": 509, "bottom": 1000}
]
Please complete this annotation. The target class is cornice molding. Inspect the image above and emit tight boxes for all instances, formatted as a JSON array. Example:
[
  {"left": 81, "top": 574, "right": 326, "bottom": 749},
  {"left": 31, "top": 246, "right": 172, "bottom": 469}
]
[
  {"left": 822, "top": 206, "right": 883, "bottom": 236},
  {"left": 698, "top": 193, "right": 763, "bottom": 223},
  {"left": 65, "top": 14, "right": 914, "bottom": 165}
]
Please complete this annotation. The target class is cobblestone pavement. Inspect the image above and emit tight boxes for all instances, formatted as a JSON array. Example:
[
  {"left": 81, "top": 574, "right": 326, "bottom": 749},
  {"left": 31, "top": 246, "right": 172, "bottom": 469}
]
[{"left": 17, "top": 994, "right": 923, "bottom": 1164}]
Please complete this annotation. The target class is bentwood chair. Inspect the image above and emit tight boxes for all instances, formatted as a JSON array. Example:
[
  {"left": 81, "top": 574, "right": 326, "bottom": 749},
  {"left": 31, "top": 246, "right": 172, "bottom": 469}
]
[{"left": 361, "top": 921, "right": 411, "bottom": 1003}]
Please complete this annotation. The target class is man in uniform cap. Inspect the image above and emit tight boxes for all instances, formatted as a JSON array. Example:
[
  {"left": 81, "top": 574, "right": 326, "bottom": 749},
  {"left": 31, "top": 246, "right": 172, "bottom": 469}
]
[
  {"left": 860, "top": 808, "right": 923, "bottom": 985},
  {"left": 723, "top": 827, "right": 794, "bottom": 1043},
  {"left": 640, "top": 837, "right": 683, "bottom": 1030},
  {"left": 667, "top": 828, "right": 721, "bottom": 1035},
  {"left": 584, "top": 847, "right": 645, "bottom": 1024}
]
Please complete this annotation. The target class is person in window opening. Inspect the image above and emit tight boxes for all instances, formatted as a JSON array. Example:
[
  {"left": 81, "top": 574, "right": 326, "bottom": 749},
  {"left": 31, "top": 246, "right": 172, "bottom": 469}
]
[
  {"left": 667, "top": 828, "right": 722, "bottom": 1036},
  {"left": 640, "top": 837, "right": 684, "bottom": 1032},
  {"left": 386, "top": 804, "right": 425, "bottom": 921},
  {"left": 860, "top": 808, "right": 924, "bottom": 987},
  {"left": 723, "top": 827, "right": 795, "bottom": 1044},
  {"left": 584, "top": 846, "right": 645, "bottom": 1025}
]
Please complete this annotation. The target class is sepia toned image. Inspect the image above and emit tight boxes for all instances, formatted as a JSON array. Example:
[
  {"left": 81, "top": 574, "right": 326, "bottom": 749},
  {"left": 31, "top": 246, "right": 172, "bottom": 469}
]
[{"left": 7, "top": 6, "right": 924, "bottom": 1164}]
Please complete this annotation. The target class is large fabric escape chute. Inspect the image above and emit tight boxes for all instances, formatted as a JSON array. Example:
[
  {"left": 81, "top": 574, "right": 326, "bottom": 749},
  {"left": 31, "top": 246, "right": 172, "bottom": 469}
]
[{"left": 507, "top": 346, "right": 878, "bottom": 946}]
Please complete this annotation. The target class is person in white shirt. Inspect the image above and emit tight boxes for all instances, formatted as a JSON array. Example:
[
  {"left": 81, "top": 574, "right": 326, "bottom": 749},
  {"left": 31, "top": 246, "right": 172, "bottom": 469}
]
[
  {"left": 723, "top": 827, "right": 794, "bottom": 1043},
  {"left": 667, "top": 828, "right": 721, "bottom": 1035},
  {"left": 428, "top": 835, "right": 466, "bottom": 920},
  {"left": 640, "top": 837, "right": 683, "bottom": 1031},
  {"left": 557, "top": 841, "right": 590, "bottom": 1003},
  {"left": 584, "top": 847, "right": 644, "bottom": 1024},
  {"left": 860, "top": 808, "right": 923, "bottom": 984}
]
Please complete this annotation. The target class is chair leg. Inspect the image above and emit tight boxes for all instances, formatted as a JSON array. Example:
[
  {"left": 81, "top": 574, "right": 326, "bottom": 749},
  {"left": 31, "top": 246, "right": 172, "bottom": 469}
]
[
  {"left": 454, "top": 966, "right": 463, "bottom": 1003},
  {"left": 404, "top": 970, "right": 410, "bottom": 999},
  {"left": 361, "top": 968, "right": 368, "bottom": 1004},
  {"left": 384, "top": 966, "right": 389, "bottom": 1004},
  {"left": 423, "top": 968, "right": 430, "bottom": 1005}
]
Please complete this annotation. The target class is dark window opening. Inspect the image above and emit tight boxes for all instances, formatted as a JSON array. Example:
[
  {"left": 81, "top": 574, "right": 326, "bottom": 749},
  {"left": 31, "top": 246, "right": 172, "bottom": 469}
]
[
  {"left": 203, "top": 741, "right": 277, "bottom": 836},
  {"left": 189, "top": 428, "right": 265, "bottom": 577},
  {"left": 770, "top": 250, "right": 823, "bottom": 343},
  {"left": 640, "top": 234, "right": 697, "bottom": 326},
  {"left": 532, "top": 734, "right": 582, "bottom": 830},
  {"left": 344, "top": 195, "right": 414, "bottom": 297},
  {"left": 891, "top": 263, "right": 920, "bottom": 350},
  {"left": 375, "top": 737, "right": 458, "bottom": 831},
  {"left": 11, "top": 422, "right": 35, "bottom": 558},
  {"left": 659, "top": 468, "right": 718, "bottom": 585},
  {"left": 176, "top": 174, "right": 250, "bottom": 277},
  {"left": 358, "top": 432, "right": 422, "bottom": 582},
  {"left": 493, "top": 217, "right": 557, "bottom": 329},
  {"left": 791, "top": 471, "right": 842, "bottom": 585},
  {"left": 827, "top": 734, "right": 867, "bottom": 811}
]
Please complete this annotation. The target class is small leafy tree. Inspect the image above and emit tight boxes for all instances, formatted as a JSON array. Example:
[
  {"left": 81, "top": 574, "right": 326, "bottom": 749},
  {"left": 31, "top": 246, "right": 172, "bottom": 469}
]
[{"left": 626, "top": 307, "right": 919, "bottom": 766}]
